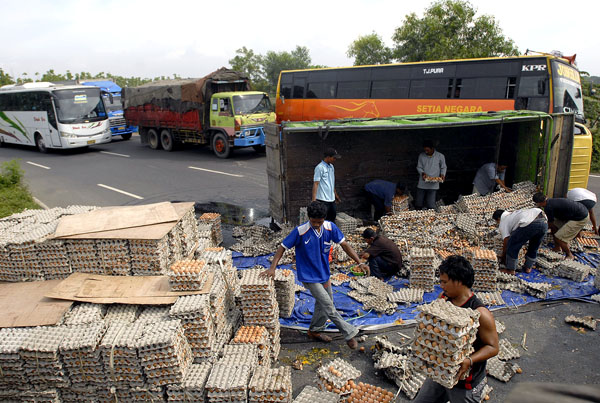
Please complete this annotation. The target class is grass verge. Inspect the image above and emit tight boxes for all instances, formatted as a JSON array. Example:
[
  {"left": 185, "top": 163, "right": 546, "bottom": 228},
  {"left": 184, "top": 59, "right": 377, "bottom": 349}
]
[{"left": 0, "top": 159, "right": 40, "bottom": 218}]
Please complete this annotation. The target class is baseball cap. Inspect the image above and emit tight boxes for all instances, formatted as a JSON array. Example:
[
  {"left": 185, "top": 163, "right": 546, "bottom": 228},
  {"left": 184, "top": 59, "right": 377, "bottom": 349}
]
[{"left": 324, "top": 147, "right": 341, "bottom": 159}]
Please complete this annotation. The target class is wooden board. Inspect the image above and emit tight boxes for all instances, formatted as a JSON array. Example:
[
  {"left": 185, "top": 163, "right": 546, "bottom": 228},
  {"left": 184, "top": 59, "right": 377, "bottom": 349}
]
[
  {"left": 45, "top": 272, "right": 213, "bottom": 305},
  {"left": 0, "top": 280, "right": 73, "bottom": 328}
]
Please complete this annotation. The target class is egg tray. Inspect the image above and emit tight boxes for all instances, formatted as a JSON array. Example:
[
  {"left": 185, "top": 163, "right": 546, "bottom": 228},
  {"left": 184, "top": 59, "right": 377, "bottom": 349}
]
[
  {"left": 61, "top": 303, "right": 107, "bottom": 326},
  {"left": 136, "top": 306, "right": 172, "bottom": 324},
  {"left": 99, "top": 323, "right": 146, "bottom": 387},
  {"left": 497, "top": 339, "right": 521, "bottom": 361},
  {"left": 486, "top": 356, "right": 521, "bottom": 382},
  {"left": 170, "top": 294, "right": 211, "bottom": 319},
  {"left": 367, "top": 277, "right": 394, "bottom": 296},
  {"left": 346, "top": 382, "right": 395, "bottom": 403},
  {"left": 168, "top": 260, "right": 209, "bottom": 291},
  {"left": 552, "top": 260, "right": 591, "bottom": 282},
  {"left": 240, "top": 268, "right": 274, "bottom": 291},
  {"left": 387, "top": 288, "right": 424, "bottom": 304},
  {"left": 293, "top": 385, "right": 339, "bottom": 403},
  {"left": 417, "top": 299, "right": 481, "bottom": 331},
  {"left": 17, "top": 388, "right": 62, "bottom": 403},
  {"left": 475, "top": 292, "right": 505, "bottom": 306},
  {"left": 248, "top": 366, "right": 292, "bottom": 403},
  {"left": 166, "top": 362, "right": 212, "bottom": 402},
  {"left": 20, "top": 326, "right": 71, "bottom": 388},
  {"left": 274, "top": 269, "right": 296, "bottom": 318},
  {"left": 362, "top": 295, "right": 397, "bottom": 315},
  {"left": 0, "top": 327, "right": 31, "bottom": 388},
  {"left": 391, "top": 195, "right": 410, "bottom": 214},
  {"left": 565, "top": 315, "right": 597, "bottom": 330},
  {"left": 316, "top": 358, "right": 361, "bottom": 389},
  {"left": 205, "top": 363, "right": 252, "bottom": 402},
  {"left": 220, "top": 344, "right": 259, "bottom": 368},
  {"left": 329, "top": 273, "right": 352, "bottom": 286},
  {"left": 104, "top": 304, "right": 139, "bottom": 324}
]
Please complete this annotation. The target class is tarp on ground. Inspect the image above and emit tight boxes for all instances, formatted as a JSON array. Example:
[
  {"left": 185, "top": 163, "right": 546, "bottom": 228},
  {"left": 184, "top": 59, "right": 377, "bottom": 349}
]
[{"left": 232, "top": 251, "right": 600, "bottom": 331}]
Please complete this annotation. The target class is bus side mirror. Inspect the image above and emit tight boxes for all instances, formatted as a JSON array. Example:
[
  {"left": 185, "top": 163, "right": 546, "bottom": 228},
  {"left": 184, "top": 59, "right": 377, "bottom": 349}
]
[{"left": 538, "top": 79, "right": 546, "bottom": 95}]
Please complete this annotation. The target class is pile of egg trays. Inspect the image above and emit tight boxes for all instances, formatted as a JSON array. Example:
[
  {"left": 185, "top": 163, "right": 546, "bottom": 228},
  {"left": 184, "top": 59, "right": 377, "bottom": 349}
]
[
  {"left": 168, "top": 259, "right": 209, "bottom": 291},
  {"left": 129, "top": 236, "right": 169, "bottom": 275},
  {"left": 202, "top": 247, "right": 240, "bottom": 299},
  {"left": 168, "top": 225, "right": 184, "bottom": 267},
  {"left": 409, "top": 248, "right": 439, "bottom": 291},
  {"left": 205, "top": 362, "right": 252, "bottom": 403},
  {"left": 368, "top": 277, "right": 394, "bottom": 296},
  {"left": 230, "top": 325, "right": 271, "bottom": 366},
  {"left": 248, "top": 366, "right": 293, "bottom": 403},
  {"left": 199, "top": 213, "right": 223, "bottom": 246},
  {"left": 37, "top": 239, "right": 71, "bottom": 280},
  {"left": 576, "top": 236, "right": 599, "bottom": 250},
  {"left": 387, "top": 288, "right": 424, "bottom": 304},
  {"left": 167, "top": 362, "right": 213, "bottom": 402},
  {"left": 363, "top": 295, "right": 397, "bottom": 314},
  {"left": 316, "top": 358, "right": 361, "bottom": 392},
  {"left": 553, "top": 260, "right": 591, "bottom": 282},
  {"left": 347, "top": 382, "right": 395, "bottom": 403},
  {"left": 469, "top": 248, "right": 498, "bottom": 292},
  {"left": 240, "top": 269, "right": 280, "bottom": 330},
  {"left": 179, "top": 208, "right": 200, "bottom": 256},
  {"left": 497, "top": 339, "right": 520, "bottom": 361},
  {"left": 274, "top": 269, "right": 296, "bottom": 318},
  {"left": 137, "top": 319, "right": 194, "bottom": 387},
  {"left": 565, "top": 315, "right": 597, "bottom": 330},
  {"left": 335, "top": 212, "right": 360, "bottom": 235},
  {"left": 476, "top": 291, "right": 505, "bottom": 306},
  {"left": 96, "top": 239, "right": 132, "bottom": 275},
  {"left": 411, "top": 299, "right": 480, "bottom": 389},
  {"left": 59, "top": 322, "right": 107, "bottom": 396},
  {"left": 99, "top": 321, "right": 146, "bottom": 390},
  {"left": 372, "top": 338, "right": 425, "bottom": 400},
  {"left": 219, "top": 344, "right": 259, "bottom": 368},
  {"left": 170, "top": 295, "right": 215, "bottom": 361},
  {"left": 486, "top": 356, "right": 521, "bottom": 382},
  {"left": 293, "top": 385, "right": 339, "bottom": 403},
  {"left": 61, "top": 303, "right": 106, "bottom": 326},
  {"left": 8, "top": 238, "right": 44, "bottom": 281},
  {"left": 20, "top": 326, "right": 71, "bottom": 390},
  {"left": 0, "top": 327, "right": 31, "bottom": 393},
  {"left": 65, "top": 239, "right": 103, "bottom": 274},
  {"left": 104, "top": 304, "right": 139, "bottom": 324},
  {"left": 391, "top": 195, "right": 410, "bottom": 214}
]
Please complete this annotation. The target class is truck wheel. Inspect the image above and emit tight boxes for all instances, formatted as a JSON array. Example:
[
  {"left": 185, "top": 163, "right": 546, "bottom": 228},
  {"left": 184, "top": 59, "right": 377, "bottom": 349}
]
[
  {"left": 35, "top": 134, "right": 48, "bottom": 153},
  {"left": 148, "top": 129, "right": 161, "bottom": 149},
  {"left": 160, "top": 129, "right": 174, "bottom": 151},
  {"left": 212, "top": 132, "right": 231, "bottom": 158},
  {"left": 121, "top": 133, "right": 132, "bottom": 141}
]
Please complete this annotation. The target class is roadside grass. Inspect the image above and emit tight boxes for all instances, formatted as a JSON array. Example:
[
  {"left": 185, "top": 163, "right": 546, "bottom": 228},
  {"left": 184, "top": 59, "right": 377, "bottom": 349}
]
[{"left": 0, "top": 159, "right": 40, "bottom": 218}]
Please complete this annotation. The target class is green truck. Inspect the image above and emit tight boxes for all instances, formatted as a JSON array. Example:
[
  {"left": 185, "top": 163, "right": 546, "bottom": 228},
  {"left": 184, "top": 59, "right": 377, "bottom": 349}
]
[{"left": 123, "top": 68, "right": 275, "bottom": 158}]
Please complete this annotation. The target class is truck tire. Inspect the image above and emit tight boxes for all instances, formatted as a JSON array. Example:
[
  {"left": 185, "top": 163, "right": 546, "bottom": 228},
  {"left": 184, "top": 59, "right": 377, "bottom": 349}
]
[
  {"left": 160, "top": 129, "right": 174, "bottom": 151},
  {"left": 212, "top": 132, "right": 231, "bottom": 158},
  {"left": 148, "top": 129, "right": 161, "bottom": 150},
  {"left": 121, "top": 133, "right": 132, "bottom": 141},
  {"left": 35, "top": 133, "right": 48, "bottom": 153}
]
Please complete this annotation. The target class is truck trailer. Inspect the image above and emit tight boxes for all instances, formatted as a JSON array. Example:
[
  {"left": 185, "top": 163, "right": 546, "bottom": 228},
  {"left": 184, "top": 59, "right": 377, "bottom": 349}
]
[
  {"left": 265, "top": 111, "right": 576, "bottom": 224},
  {"left": 123, "top": 68, "right": 275, "bottom": 158}
]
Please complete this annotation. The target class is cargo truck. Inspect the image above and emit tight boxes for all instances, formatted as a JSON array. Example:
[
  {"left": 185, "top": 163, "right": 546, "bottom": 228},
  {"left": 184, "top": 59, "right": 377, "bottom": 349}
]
[
  {"left": 265, "top": 111, "right": 576, "bottom": 224},
  {"left": 123, "top": 68, "right": 275, "bottom": 158},
  {"left": 81, "top": 80, "right": 136, "bottom": 140}
]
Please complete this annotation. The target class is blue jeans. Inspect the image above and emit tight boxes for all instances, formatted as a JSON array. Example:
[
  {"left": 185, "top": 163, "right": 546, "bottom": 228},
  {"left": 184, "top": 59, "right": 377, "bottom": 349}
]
[
  {"left": 302, "top": 281, "right": 358, "bottom": 340},
  {"left": 368, "top": 256, "right": 398, "bottom": 279},
  {"left": 506, "top": 218, "right": 548, "bottom": 271},
  {"left": 415, "top": 188, "right": 437, "bottom": 210}
]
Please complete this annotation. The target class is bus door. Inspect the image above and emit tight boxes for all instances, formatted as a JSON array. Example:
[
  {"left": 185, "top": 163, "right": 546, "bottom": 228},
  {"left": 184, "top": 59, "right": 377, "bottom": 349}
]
[{"left": 44, "top": 95, "right": 62, "bottom": 147}]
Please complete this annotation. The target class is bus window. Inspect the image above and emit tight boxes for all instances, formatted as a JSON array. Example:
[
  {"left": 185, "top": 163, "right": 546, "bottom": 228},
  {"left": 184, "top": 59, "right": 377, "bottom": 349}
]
[
  {"left": 337, "top": 81, "right": 370, "bottom": 99},
  {"left": 506, "top": 77, "right": 516, "bottom": 98},
  {"left": 371, "top": 80, "right": 409, "bottom": 98},
  {"left": 518, "top": 76, "right": 547, "bottom": 97},
  {"left": 280, "top": 74, "right": 292, "bottom": 99},
  {"left": 306, "top": 82, "right": 336, "bottom": 99},
  {"left": 410, "top": 78, "right": 453, "bottom": 99},
  {"left": 457, "top": 77, "right": 511, "bottom": 99},
  {"left": 292, "top": 78, "right": 305, "bottom": 99}
]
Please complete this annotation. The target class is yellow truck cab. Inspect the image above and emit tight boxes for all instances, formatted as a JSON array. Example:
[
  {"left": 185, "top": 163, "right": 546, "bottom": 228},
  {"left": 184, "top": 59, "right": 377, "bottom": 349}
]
[{"left": 568, "top": 122, "right": 593, "bottom": 189}]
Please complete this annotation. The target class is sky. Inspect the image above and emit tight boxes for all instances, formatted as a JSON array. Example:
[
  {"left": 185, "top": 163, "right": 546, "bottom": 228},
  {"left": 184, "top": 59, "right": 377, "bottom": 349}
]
[{"left": 2, "top": 0, "right": 600, "bottom": 80}]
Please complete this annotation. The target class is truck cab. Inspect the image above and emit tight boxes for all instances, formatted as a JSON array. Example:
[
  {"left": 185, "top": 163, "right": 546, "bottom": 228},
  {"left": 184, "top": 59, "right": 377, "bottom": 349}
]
[{"left": 209, "top": 91, "right": 275, "bottom": 157}]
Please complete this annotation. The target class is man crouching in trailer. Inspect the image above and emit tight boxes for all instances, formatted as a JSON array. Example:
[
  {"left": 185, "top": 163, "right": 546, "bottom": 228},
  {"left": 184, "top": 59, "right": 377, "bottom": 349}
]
[
  {"left": 414, "top": 256, "right": 498, "bottom": 403},
  {"left": 260, "top": 201, "right": 366, "bottom": 349}
]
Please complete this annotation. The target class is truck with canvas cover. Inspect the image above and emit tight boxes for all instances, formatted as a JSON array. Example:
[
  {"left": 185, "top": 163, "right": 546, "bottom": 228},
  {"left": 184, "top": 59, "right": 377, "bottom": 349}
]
[
  {"left": 123, "top": 68, "right": 275, "bottom": 158},
  {"left": 81, "top": 80, "right": 136, "bottom": 140},
  {"left": 265, "top": 111, "right": 575, "bottom": 224}
]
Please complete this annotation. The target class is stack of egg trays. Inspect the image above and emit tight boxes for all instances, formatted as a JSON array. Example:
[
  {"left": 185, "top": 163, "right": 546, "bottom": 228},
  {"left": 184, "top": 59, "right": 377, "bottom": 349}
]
[
  {"left": 179, "top": 207, "right": 200, "bottom": 257},
  {"left": 20, "top": 326, "right": 71, "bottom": 390},
  {"left": 0, "top": 327, "right": 32, "bottom": 392},
  {"left": 136, "top": 306, "right": 172, "bottom": 324},
  {"left": 96, "top": 239, "right": 131, "bottom": 276},
  {"left": 129, "top": 236, "right": 169, "bottom": 276},
  {"left": 59, "top": 322, "right": 107, "bottom": 393},
  {"left": 387, "top": 288, "right": 425, "bottom": 304},
  {"left": 230, "top": 325, "right": 271, "bottom": 366},
  {"left": 0, "top": 244, "right": 17, "bottom": 282},
  {"left": 208, "top": 274, "right": 233, "bottom": 338},
  {"left": 219, "top": 344, "right": 259, "bottom": 368},
  {"left": 274, "top": 269, "right": 296, "bottom": 318},
  {"left": 391, "top": 195, "right": 410, "bottom": 214},
  {"left": 199, "top": 213, "right": 223, "bottom": 246},
  {"left": 104, "top": 304, "right": 139, "bottom": 324},
  {"left": 367, "top": 277, "right": 394, "bottom": 296},
  {"left": 486, "top": 356, "right": 521, "bottom": 382},
  {"left": 293, "top": 385, "right": 339, "bottom": 403},
  {"left": 469, "top": 248, "right": 498, "bottom": 292},
  {"left": 316, "top": 358, "right": 361, "bottom": 393},
  {"left": 167, "top": 362, "right": 213, "bottom": 402},
  {"left": 8, "top": 238, "right": 44, "bottom": 281},
  {"left": 18, "top": 388, "right": 62, "bottom": 402},
  {"left": 205, "top": 362, "right": 252, "bottom": 403},
  {"left": 170, "top": 295, "right": 215, "bottom": 360},
  {"left": 168, "top": 259, "right": 209, "bottom": 291},
  {"left": 61, "top": 303, "right": 106, "bottom": 326},
  {"left": 363, "top": 295, "right": 397, "bottom": 314},
  {"left": 130, "top": 386, "right": 166, "bottom": 402},
  {"left": 411, "top": 299, "right": 480, "bottom": 389},
  {"left": 168, "top": 225, "right": 184, "bottom": 268},
  {"left": 240, "top": 269, "right": 280, "bottom": 329},
  {"left": 66, "top": 239, "right": 103, "bottom": 275},
  {"left": 335, "top": 212, "right": 359, "bottom": 235},
  {"left": 38, "top": 239, "right": 71, "bottom": 280},
  {"left": 497, "top": 339, "right": 521, "bottom": 361},
  {"left": 99, "top": 321, "right": 146, "bottom": 389},
  {"left": 476, "top": 291, "right": 505, "bottom": 306},
  {"left": 248, "top": 366, "right": 293, "bottom": 403},
  {"left": 554, "top": 260, "right": 591, "bottom": 282},
  {"left": 409, "top": 248, "right": 439, "bottom": 292},
  {"left": 137, "top": 319, "right": 194, "bottom": 387},
  {"left": 203, "top": 247, "right": 240, "bottom": 299}
]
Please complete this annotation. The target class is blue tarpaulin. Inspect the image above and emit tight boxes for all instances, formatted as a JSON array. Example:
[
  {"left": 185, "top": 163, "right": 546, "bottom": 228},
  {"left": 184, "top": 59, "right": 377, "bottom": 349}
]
[{"left": 232, "top": 251, "right": 600, "bottom": 331}]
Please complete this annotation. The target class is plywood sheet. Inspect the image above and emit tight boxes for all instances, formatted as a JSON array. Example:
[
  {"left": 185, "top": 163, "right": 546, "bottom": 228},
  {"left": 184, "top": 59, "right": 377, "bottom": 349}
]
[
  {"left": 0, "top": 280, "right": 73, "bottom": 328},
  {"left": 45, "top": 272, "right": 213, "bottom": 305}
]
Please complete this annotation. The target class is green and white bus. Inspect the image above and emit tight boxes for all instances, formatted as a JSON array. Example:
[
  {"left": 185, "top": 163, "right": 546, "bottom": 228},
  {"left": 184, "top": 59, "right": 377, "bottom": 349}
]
[{"left": 0, "top": 82, "right": 111, "bottom": 152}]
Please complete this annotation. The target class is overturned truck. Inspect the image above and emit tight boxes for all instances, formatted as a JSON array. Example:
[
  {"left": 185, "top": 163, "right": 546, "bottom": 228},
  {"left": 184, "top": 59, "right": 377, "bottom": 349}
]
[{"left": 266, "top": 111, "right": 576, "bottom": 224}]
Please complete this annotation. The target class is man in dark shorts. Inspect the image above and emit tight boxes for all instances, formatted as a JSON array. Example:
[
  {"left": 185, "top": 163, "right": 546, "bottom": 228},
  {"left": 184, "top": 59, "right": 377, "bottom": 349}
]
[
  {"left": 567, "top": 188, "right": 598, "bottom": 235},
  {"left": 414, "top": 255, "right": 499, "bottom": 403},
  {"left": 360, "top": 228, "right": 403, "bottom": 279}
]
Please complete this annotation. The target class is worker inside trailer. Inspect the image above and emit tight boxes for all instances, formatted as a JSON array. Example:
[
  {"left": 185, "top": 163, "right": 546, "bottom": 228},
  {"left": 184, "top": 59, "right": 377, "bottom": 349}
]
[
  {"left": 472, "top": 162, "right": 511, "bottom": 196},
  {"left": 364, "top": 180, "right": 407, "bottom": 221}
]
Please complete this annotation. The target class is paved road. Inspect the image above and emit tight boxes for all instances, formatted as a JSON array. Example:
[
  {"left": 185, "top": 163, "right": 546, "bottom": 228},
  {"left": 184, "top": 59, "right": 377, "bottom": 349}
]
[{"left": 0, "top": 135, "right": 270, "bottom": 212}]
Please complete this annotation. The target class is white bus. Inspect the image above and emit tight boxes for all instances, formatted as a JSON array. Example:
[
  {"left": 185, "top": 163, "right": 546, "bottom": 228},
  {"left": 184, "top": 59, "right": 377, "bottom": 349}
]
[{"left": 0, "top": 82, "right": 111, "bottom": 152}]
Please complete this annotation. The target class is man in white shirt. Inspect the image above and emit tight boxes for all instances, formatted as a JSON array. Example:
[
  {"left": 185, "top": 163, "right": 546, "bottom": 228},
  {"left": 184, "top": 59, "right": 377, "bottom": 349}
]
[
  {"left": 566, "top": 188, "right": 598, "bottom": 235},
  {"left": 492, "top": 208, "right": 548, "bottom": 274}
]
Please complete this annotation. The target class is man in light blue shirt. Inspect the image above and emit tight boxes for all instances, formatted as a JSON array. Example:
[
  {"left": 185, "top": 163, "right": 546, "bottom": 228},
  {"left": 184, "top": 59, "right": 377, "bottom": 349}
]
[
  {"left": 261, "top": 201, "right": 365, "bottom": 349},
  {"left": 473, "top": 163, "right": 510, "bottom": 196},
  {"left": 312, "top": 147, "right": 341, "bottom": 222},
  {"left": 415, "top": 140, "right": 447, "bottom": 210}
]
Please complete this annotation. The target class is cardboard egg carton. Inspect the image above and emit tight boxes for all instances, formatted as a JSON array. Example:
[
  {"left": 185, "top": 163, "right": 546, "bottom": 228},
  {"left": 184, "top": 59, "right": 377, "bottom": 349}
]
[
  {"left": 367, "top": 277, "right": 394, "bottom": 296},
  {"left": 497, "top": 339, "right": 521, "bottom": 361},
  {"left": 20, "top": 326, "right": 71, "bottom": 389},
  {"left": 0, "top": 327, "right": 32, "bottom": 390},
  {"left": 219, "top": 344, "right": 259, "bottom": 368},
  {"left": 565, "top": 315, "right": 597, "bottom": 330},
  {"left": 552, "top": 260, "right": 591, "bottom": 282},
  {"left": 136, "top": 306, "right": 171, "bottom": 324},
  {"left": 167, "top": 362, "right": 212, "bottom": 402},
  {"left": 129, "top": 236, "right": 169, "bottom": 275},
  {"left": 476, "top": 292, "right": 505, "bottom": 306},
  {"left": 168, "top": 259, "right": 209, "bottom": 291},
  {"left": 330, "top": 272, "right": 351, "bottom": 286},
  {"left": 347, "top": 382, "right": 395, "bottom": 403},
  {"left": 205, "top": 363, "right": 252, "bottom": 402},
  {"left": 391, "top": 195, "right": 410, "bottom": 214},
  {"left": 387, "top": 288, "right": 424, "bottom": 304},
  {"left": 248, "top": 366, "right": 292, "bottom": 403},
  {"left": 62, "top": 303, "right": 106, "bottom": 326},
  {"left": 409, "top": 248, "right": 439, "bottom": 291},
  {"left": 59, "top": 322, "right": 107, "bottom": 387},
  {"left": 293, "top": 385, "right": 339, "bottom": 403},
  {"left": 199, "top": 213, "right": 223, "bottom": 246},
  {"left": 316, "top": 358, "right": 361, "bottom": 390},
  {"left": 104, "top": 304, "right": 139, "bottom": 324},
  {"left": 486, "top": 356, "right": 521, "bottom": 382},
  {"left": 274, "top": 269, "right": 296, "bottom": 318},
  {"left": 99, "top": 321, "right": 146, "bottom": 388},
  {"left": 335, "top": 212, "right": 361, "bottom": 235},
  {"left": 362, "top": 295, "right": 397, "bottom": 315}
]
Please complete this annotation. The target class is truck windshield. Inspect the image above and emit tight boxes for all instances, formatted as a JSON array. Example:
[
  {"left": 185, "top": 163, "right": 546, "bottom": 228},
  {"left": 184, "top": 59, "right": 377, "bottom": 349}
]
[
  {"left": 54, "top": 88, "right": 107, "bottom": 123},
  {"left": 103, "top": 93, "right": 122, "bottom": 113},
  {"left": 551, "top": 61, "right": 585, "bottom": 121},
  {"left": 233, "top": 94, "right": 272, "bottom": 115}
]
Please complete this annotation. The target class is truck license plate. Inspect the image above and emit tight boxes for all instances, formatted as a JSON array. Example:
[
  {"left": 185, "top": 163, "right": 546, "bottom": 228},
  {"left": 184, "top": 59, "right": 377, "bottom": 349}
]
[
  {"left": 118, "top": 127, "right": 125, "bottom": 130},
  {"left": 87, "top": 140, "right": 96, "bottom": 145}
]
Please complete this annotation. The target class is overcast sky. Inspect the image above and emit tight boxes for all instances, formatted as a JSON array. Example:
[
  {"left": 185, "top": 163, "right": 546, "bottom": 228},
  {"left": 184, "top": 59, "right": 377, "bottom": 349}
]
[{"left": 2, "top": 0, "right": 599, "bottom": 80}]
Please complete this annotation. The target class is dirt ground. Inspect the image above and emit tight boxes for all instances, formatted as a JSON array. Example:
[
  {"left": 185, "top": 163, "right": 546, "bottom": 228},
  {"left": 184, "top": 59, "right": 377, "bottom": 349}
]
[{"left": 277, "top": 299, "right": 600, "bottom": 402}]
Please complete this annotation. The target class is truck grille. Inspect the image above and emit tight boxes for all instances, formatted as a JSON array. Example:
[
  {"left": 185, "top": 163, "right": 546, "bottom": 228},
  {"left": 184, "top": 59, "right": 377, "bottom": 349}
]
[{"left": 109, "top": 117, "right": 127, "bottom": 128}]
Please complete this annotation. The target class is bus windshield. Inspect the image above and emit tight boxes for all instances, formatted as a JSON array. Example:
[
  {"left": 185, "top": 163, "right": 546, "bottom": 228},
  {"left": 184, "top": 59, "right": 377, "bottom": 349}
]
[
  {"left": 102, "top": 93, "right": 122, "bottom": 113},
  {"left": 233, "top": 94, "right": 272, "bottom": 115},
  {"left": 551, "top": 61, "right": 584, "bottom": 121},
  {"left": 53, "top": 88, "right": 107, "bottom": 123}
]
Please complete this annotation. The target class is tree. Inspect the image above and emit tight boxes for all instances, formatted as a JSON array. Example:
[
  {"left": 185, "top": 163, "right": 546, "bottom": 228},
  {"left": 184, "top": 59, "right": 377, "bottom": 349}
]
[
  {"left": 0, "top": 68, "right": 13, "bottom": 86},
  {"left": 392, "top": 0, "right": 519, "bottom": 62},
  {"left": 347, "top": 33, "right": 393, "bottom": 66},
  {"left": 262, "top": 46, "right": 312, "bottom": 95}
]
